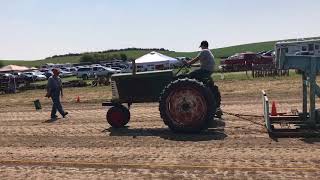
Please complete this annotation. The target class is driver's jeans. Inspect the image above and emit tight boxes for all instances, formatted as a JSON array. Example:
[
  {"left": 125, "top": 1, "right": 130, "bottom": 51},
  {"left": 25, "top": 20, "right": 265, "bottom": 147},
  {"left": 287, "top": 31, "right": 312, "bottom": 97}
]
[
  {"left": 188, "top": 69, "right": 221, "bottom": 109},
  {"left": 188, "top": 69, "right": 213, "bottom": 82}
]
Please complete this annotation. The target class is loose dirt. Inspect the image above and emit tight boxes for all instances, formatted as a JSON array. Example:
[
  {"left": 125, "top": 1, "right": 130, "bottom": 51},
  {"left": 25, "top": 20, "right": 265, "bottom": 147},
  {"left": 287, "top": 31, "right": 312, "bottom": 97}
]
[{"left": 0, "top": 79, "right": 319, "bottom": 179}]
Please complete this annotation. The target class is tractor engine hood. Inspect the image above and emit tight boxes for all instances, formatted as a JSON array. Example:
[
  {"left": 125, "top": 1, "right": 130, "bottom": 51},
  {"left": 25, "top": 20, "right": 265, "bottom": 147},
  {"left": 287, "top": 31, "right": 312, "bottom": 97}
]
[{"left": 110, "top": 70, "right": 174, "bottom": 103}]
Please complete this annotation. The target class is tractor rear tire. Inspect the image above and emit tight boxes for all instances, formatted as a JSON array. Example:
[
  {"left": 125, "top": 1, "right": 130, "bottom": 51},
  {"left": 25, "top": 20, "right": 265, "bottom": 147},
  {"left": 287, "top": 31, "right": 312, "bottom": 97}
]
[
  {"left": 207, "top": 83, "right": 222, "bottom": 118},
  {"left": 159, "top": 78, "right": 216, "bottom": 133},
  {"left": 212, "top": 85, "right": 221, "bottom": 108},
  {"left": 106, "top": 105, "right": 130, "bottom": 128}
]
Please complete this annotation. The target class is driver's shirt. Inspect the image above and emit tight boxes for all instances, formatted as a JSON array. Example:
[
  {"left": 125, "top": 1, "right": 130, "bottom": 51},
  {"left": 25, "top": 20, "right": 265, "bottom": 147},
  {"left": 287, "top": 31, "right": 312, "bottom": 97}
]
[{"left": 196, "top": 49, "right": 215, "bottom": 72}]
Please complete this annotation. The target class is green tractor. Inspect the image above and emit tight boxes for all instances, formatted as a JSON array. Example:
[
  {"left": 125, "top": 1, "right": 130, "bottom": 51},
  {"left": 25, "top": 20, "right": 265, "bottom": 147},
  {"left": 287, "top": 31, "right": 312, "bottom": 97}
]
[{"left": 102, "top": 63, "right": 222, "bottom": 133}]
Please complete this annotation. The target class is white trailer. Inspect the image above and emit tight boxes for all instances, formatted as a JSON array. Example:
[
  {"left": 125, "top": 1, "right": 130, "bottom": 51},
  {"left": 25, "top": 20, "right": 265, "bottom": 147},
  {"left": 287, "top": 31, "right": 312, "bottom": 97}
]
[{"left": 275, "top": 38, "right": 320, "bottom": 57}]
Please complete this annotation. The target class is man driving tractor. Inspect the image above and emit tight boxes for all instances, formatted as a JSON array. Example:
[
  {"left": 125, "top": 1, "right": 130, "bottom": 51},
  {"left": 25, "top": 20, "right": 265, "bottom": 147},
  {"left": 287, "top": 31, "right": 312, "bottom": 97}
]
[
  {"left": 187, "top": 40, "right": 222, "bottom": 117},
  {"left": 187, "top": 40, "right": 215, "bottom": 80}
]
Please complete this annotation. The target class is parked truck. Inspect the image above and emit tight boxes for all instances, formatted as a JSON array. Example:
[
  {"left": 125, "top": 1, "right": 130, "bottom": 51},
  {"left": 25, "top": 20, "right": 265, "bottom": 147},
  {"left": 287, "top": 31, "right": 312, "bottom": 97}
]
[{"left": 220, "top": 52, "right": 274, "bottom": 72}]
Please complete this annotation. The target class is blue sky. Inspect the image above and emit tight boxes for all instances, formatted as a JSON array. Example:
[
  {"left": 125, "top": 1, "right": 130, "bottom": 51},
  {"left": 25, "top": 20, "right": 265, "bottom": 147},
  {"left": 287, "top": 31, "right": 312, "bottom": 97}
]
[{"left": 1, "top": 0, "right": 320, "bottom": 60}]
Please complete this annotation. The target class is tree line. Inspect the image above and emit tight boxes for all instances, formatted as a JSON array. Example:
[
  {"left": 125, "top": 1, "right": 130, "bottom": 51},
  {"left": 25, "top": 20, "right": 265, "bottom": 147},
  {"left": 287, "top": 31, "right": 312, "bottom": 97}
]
[
  {"left": 45, "top": 48, "right": 170, "bottom": 59},
  {"left": 79, "top": 53, "right": 130, "bottom": 63}
]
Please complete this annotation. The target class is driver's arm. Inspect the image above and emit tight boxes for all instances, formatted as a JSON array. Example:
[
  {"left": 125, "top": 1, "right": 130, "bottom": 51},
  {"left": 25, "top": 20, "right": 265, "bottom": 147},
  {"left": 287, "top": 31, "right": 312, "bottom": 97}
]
[{"left": 188, "top": 56, "right": 200, "bottom": 65}]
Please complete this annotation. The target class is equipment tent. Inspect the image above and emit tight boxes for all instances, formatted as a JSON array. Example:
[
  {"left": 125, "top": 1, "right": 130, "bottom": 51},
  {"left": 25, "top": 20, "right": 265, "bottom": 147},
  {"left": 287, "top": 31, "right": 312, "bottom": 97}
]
[{"left": 133, "top": 51, "right": 179, "bottom": 71}]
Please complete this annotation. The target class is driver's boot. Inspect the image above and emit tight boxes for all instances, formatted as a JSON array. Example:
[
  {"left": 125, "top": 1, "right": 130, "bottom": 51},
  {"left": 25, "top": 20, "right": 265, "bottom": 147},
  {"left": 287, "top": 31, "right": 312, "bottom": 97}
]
[{"left": 215, "top": 107, "right": 223, "bottom": 118}]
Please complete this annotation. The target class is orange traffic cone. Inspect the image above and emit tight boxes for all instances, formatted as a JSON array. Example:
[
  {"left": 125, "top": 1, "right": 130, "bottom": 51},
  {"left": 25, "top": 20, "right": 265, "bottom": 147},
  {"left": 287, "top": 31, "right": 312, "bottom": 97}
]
[
  {"left": 271, "top": 101, "right": 277, "bottom": 116},
  {"left": 76, "top": 96, "right": 80, "bottom": 103}
]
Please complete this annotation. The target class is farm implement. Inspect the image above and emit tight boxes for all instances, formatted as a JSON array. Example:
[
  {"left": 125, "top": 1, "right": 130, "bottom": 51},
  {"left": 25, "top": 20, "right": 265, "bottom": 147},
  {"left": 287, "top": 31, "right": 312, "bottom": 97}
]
[{"left": 263, "top": 39, "right": 320, "bottom": 136}]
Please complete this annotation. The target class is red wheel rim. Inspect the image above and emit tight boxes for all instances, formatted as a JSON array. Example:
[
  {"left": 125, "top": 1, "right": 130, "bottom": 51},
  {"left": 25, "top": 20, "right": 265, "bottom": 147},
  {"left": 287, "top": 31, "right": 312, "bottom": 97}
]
[
  {"left": 166, "top": 87, "right": 207, "bottom": 126},
  {"left": 109, "top": 111, "right": 125, "bottom": 127}
]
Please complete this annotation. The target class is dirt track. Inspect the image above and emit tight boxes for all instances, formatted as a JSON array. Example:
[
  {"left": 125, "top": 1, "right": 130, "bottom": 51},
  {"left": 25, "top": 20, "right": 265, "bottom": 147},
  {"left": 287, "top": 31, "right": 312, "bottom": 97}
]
[{"left": 0, "top": 80, "right": 320, "bottom": 179}]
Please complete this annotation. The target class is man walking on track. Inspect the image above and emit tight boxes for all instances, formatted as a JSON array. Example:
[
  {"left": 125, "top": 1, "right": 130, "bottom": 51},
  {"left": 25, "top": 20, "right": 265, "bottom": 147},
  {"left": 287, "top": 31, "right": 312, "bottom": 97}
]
[{"left": 45, "top": 68, "right": 68, "bottom": 120}]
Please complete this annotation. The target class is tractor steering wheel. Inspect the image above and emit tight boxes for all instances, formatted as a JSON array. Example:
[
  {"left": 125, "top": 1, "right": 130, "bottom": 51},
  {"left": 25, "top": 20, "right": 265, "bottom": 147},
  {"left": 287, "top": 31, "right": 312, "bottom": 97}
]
[{"left": 175, "top": 59, "right": 191, "bottom": 76}]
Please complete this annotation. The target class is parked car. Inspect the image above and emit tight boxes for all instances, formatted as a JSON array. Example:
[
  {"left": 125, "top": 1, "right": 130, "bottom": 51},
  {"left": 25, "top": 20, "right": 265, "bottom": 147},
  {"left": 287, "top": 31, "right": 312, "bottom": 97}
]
[
  {"left": 94, "top": 66, "right": 117, "bottom": 76},
  {"left": 64, "top": 67, "right": 78, "bottom": 75},
  {"left": 110, "top": 67, "right": 123, "bottom": 73},
  {"left": 220, "top": 52, "right": 274, "bottom": 72},
  {"left": 261, "top": 50, "right": 275, "bottom": 57},
  {"left": 22, "top": 72, "right": 46, "bottom": 81},
  {"left": 59, "top": 70, "right": 73, "bottom": 78},
  {"left": 42, "top": 70, "right": 53, "bottom": 79},
  {"left": 76, "top": 66, "right": 116, "bottom": 80},
  {"left": 39, "top": 68, "right": 49, "bottom": 72},
  {"left": 0, "top": 73, "right": 16, "bottom": 78},
  {"left": 11, "top": 72, "right": 22, "bottom": 77},
  {"left": 20, "top": 72, "right": 36, "bottom": 81},
  {"left": 257, "top": 51, "right": 267, "bottom": 55},
  {"left": 76, "top": 67, "right": 93, "bottom": 80},
  {"left": 92, "top": 64, "right": 103, "bottom": 67},
  {"left": 34, "top": 71, "right": 47, "bottom": 80}
]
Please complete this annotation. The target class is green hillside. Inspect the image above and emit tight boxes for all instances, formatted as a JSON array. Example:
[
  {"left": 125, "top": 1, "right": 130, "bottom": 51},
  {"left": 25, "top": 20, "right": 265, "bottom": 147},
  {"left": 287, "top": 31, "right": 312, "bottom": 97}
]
[
  {"left": 212, "top": 41, "right": 275, "bottom": 58},
  {"left": 1, "top": 38, "right": 316, "bottom": 67}
]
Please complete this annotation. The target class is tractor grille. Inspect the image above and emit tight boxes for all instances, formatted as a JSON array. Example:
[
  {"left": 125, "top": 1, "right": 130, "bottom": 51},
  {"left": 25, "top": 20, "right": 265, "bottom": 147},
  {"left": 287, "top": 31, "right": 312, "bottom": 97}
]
[{"left": 111, "top": 80, "right": 119, "bottom": 99}]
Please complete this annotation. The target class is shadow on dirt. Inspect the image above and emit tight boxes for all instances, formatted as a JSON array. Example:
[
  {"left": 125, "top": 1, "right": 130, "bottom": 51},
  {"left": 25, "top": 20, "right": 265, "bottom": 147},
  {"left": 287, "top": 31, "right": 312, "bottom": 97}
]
[
  {"left": 104, "top": 119, "right": 227, "bottom": 142},
  {"left": 42, "top": 118, "right": 60, "bottom": 123},
  {"left": 268, "top": 130, "right": 320, "bottom": 143},
  {"left": 302, "top": 137, "right": 320, "bottom": 144}
]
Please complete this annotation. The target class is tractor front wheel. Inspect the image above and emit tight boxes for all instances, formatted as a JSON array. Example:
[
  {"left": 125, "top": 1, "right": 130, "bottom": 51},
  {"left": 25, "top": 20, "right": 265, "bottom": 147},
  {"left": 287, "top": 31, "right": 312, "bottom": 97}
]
[{"left": 106, "top": 105, "right": 130, "bottom": 128}]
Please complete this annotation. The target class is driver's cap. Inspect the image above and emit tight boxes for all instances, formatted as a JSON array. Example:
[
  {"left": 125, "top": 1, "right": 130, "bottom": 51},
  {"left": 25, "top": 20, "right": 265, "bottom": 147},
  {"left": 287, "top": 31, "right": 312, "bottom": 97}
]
[{"left": 199, "top": 40, "right": 209, "bottom": 48}]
